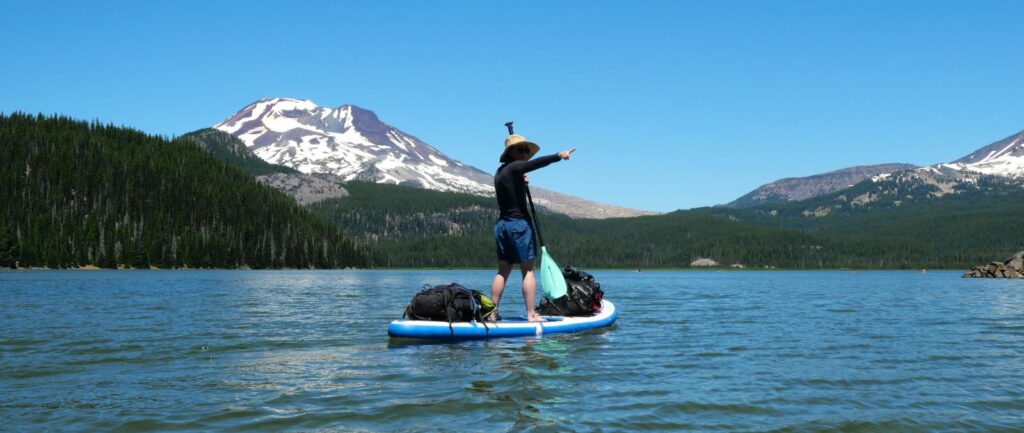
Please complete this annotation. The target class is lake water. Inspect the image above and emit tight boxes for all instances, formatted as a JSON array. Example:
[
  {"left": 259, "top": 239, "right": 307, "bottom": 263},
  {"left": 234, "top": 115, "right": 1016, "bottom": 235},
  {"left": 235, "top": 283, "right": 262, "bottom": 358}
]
[{"left": 2, "top": 270, "right": 1023, "bottom": 432}]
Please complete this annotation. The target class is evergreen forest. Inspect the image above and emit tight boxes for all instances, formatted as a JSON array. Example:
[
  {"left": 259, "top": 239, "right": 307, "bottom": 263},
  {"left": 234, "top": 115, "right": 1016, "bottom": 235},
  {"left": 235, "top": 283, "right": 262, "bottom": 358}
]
[
  {"left": 4, "top": 113, "right": 1020, "bottom": 270},
  {"left": 309, "top": 181, "right": 1024, "bottom": 269},
  {"left": 0, "top": 114, "right": 367, "bottom": 269}
]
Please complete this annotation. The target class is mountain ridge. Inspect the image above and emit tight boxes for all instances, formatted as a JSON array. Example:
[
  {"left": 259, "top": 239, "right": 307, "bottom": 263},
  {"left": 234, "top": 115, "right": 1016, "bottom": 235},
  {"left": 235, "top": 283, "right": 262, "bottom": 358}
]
[
  {"left": 213, "top": 98, "right": 655, "bottom": 219},
  {"left": 728, "top": 127, "right": 1024, "bottom": 208},
  {"left": 727, "top": 163, "right": 918, "bottom": 208}
]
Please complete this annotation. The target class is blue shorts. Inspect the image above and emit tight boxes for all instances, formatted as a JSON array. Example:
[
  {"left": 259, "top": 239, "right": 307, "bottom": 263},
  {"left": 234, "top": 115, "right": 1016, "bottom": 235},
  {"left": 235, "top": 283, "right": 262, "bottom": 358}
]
[{"left": 494, "top": 218, "right": 536, "bottom": 264}]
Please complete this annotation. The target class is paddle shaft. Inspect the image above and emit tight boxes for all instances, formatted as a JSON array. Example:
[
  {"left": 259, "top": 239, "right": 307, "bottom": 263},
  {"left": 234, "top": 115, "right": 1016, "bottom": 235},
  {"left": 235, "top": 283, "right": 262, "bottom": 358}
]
[
  {"left": 524, "top": 174, "right": 568, "bottom": 300},
  {"left": 524, "top": 183, "right": 545, "bottom": 248}
]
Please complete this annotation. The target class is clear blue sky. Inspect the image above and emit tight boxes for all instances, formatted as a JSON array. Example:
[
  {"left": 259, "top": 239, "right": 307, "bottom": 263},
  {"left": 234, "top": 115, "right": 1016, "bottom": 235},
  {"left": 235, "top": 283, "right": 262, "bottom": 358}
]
[{"left": 3, "top": 1, "right": 1024, "bottom": 211}]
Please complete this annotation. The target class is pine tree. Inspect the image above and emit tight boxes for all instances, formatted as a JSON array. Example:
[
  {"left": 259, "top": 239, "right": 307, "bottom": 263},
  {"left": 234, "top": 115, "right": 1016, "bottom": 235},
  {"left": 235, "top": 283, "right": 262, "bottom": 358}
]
[{"left": 0, "top": 225, "right": 16, "bottom": 268}]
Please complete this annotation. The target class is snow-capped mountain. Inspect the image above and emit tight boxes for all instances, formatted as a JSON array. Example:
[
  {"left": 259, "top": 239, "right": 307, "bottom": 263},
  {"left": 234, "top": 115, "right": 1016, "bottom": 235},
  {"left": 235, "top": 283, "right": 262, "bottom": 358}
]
[
  {"left": 213, "top": 98, "right": 653, "bottom": 219},
  {"left": 721, "top": 131, "right": 1024, "bottom": 219},
  {"left": 728, "top": 128, "right": 1024, "bottom": 209},
  {"left": 869, "top": 129, "right": 1024, "bottom": 185},
  {"left": 214, "top": 98, "right": 493, "bottom": 195}
]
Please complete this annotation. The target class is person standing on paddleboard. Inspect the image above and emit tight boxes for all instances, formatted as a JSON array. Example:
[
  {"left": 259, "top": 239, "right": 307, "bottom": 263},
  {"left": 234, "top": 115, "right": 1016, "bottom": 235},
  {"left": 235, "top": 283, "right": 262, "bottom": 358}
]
[{"left": 491, "top": 127, "right": 574, "bottom": 323}]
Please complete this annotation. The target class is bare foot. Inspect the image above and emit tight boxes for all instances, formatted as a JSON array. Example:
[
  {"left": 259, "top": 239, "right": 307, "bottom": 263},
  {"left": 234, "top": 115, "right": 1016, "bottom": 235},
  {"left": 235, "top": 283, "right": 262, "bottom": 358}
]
[
  {"left": 527, "top": 314, "right": 547, "bottom": 323},
  {"left": 487, "top": 312, "right": 502, "bottom": 323}
]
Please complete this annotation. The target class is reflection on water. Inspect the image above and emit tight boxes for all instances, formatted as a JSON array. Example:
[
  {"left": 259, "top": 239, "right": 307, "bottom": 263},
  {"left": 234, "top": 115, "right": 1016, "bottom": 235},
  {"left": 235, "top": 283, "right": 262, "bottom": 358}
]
[{"left": 2, "top": 270, "right": 1024, "bottom": 432}]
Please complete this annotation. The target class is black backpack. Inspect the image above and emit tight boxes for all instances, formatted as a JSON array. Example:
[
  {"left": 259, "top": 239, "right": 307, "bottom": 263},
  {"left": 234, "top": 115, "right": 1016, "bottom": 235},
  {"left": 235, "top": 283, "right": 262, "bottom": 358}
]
[
  {"left": 403, "top": 283, "right": 494, "bottom": 336},
  {"left": 536, "top": 266, "right": 605, "bottom": 317}
]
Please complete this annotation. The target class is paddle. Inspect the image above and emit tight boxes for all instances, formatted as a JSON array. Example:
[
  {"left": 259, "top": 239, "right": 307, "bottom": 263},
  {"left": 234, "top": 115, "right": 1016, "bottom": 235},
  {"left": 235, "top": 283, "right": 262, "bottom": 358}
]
[{"left": 525, "top": 177, "right": 568, "bottom": 300}]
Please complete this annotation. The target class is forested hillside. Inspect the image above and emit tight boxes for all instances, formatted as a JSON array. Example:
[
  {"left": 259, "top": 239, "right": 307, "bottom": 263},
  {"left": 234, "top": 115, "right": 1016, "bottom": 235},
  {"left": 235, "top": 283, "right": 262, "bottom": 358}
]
[
  {"left": 310, "top": 179, "right": 1024, "bottom": 269},
  {"left": 0, "top": 113, "right": 367, "bottom": 268},
  {"left": 308, "top": 182, "right": 882, "bottom": 268},
  {"left": 308, "top": 182, "right": 497, "bottom": 267},
  {"left": 713, "top": 175, "right": 1024, "bottom": 267},
  {"left": 178, "top": 128, "right": 297, "bottom": 176},
  {"left": 6, "top": 113, "right": 1016, "bottom": 270}
]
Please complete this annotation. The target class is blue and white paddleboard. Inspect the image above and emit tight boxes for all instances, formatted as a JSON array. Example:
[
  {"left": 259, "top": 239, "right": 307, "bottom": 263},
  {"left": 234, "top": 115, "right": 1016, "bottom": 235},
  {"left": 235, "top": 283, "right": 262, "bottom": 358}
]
[{"left": 388, "top": 300, "right": 618, "bottom": 340}]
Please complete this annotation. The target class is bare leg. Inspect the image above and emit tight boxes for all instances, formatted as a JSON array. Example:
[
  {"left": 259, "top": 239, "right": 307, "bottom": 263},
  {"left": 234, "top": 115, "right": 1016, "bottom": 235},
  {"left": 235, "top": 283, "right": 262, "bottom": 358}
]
[
  {"left": 490, "top": 261, "right": 512, "bottom": 321},
  {"left": 521, "top": 260, "right": 546, "bottom": 322}
]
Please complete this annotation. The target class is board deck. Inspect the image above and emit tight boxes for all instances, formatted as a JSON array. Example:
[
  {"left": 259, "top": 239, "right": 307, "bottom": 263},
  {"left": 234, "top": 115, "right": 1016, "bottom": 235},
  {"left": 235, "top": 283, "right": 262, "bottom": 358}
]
[{"left": 388, "top": 300, "right": 618, "bottom": 340}]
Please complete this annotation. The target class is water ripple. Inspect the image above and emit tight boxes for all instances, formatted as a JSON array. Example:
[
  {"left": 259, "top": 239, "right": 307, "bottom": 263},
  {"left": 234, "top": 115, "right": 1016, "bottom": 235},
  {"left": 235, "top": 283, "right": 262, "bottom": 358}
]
[{"left": 3, "top": 270, "right": 1024, "bottom": 432}]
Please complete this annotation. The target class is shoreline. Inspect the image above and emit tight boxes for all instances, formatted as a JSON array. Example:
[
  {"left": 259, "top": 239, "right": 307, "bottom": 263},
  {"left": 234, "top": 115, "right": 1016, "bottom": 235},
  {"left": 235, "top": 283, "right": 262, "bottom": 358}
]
[{"left": 0, "top": 267, "right": 961, "bottom": 272}]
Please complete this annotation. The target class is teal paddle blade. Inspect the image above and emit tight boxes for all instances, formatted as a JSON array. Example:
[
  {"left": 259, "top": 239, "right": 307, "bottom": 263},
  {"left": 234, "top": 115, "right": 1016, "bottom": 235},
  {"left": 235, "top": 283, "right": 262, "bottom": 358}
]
[{"left": 539, "top": 246, "right": 567, "bottom": 299}]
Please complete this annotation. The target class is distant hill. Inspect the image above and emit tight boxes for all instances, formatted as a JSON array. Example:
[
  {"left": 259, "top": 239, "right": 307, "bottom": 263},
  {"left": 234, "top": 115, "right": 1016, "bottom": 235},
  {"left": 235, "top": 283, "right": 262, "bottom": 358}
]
[
  {"left": 728, "top": 127, "right": 1024, "bottom": 209},
  {"left": 308, "top": 182, "right": 904, "bottom": 268},
  {"left": 727, "top": 163, "right": 917, "bottom": 208},
  {"left": 705, "top": 127, "right": 1024, "bottom": 267},
  {"left": 0, "top": 113, "right": 368, "bottom": 269},
  {"left": 712, "top": 172, "right": 1024, "bottom": 267},
  {"left": 304, "top": 174, "right": 1024, "bottom": 269}
]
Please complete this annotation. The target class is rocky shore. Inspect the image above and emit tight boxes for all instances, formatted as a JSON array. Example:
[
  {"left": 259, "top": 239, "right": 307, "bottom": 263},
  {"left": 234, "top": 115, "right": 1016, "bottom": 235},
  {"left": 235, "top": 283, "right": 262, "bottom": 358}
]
[{"left": 963, "top": 251, "right": 1024, "bottom": 278}]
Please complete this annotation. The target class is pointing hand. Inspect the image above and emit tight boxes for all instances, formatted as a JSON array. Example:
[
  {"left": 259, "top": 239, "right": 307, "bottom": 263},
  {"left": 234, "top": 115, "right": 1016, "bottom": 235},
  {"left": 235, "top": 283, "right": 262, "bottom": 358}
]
[{"left": 559, "top": 148, "right": 576, "bottom": 160}]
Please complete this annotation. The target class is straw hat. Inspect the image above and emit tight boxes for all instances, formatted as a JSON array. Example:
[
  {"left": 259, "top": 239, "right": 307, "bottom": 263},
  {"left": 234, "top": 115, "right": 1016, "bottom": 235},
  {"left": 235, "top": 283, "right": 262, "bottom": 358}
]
[{"left": 500, "top": 134, "right": 540, "bottom": 163}]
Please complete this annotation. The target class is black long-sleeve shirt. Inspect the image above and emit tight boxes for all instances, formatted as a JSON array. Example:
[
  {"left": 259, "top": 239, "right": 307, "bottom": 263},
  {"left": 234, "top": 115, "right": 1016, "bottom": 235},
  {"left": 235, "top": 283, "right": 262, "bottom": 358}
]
[{"left": 494, "top": 154, "right": 561, "bottom": 220}]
